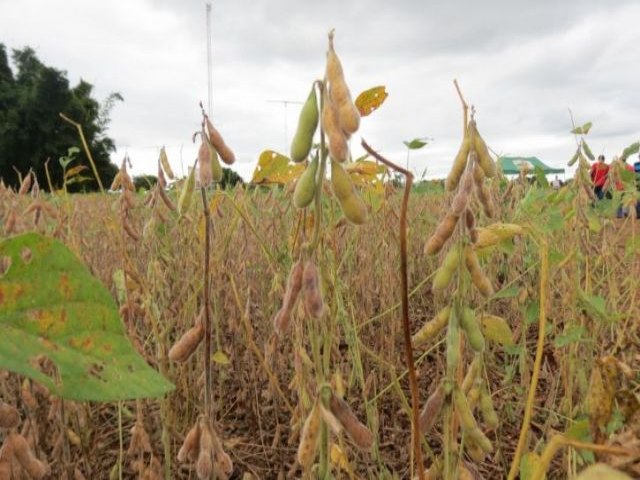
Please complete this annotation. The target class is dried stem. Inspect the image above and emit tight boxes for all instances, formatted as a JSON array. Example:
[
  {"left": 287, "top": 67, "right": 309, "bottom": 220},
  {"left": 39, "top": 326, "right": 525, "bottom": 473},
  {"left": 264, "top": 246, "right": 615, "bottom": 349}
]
[
  {"left": 453, "top": 79, "right": 468, "bottom": 136},
  {"left": 201, "top": 186, "right": 213, "bottom": 419},
  {"left": 507, "top": 239, "right": 549, "bottom": 480},
  {"left": 530, "top": 434, "right": 636, "bottom": 480},
  {"left": 361, "top": 139, "right": 425, "bottom": 480}
]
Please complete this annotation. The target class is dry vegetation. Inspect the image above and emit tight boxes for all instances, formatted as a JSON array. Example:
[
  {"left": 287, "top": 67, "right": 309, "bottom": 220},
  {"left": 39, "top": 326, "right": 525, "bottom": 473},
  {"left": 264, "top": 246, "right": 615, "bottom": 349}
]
[{"left": 1, "top": 165, "right": 639, "bottom": 479}]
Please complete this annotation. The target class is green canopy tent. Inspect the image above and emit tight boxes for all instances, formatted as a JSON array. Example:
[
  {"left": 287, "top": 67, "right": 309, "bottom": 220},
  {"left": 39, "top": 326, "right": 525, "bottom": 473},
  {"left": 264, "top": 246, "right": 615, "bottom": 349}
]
[{"left": 497, "top": 156, "right": 565, "bottom": 175}]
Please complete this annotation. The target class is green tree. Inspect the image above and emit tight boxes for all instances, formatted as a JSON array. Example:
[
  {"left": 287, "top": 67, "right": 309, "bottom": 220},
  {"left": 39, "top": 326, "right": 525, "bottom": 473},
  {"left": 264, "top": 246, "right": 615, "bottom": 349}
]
[
  {"left": 133, "top": 174, "right": 158, "bottom": 191},
  {"left": 220, "top": 167, "right": 244, "bottom": 189},
  {"left": 0, "top": 45, "right": 119, "bottom": 192}
]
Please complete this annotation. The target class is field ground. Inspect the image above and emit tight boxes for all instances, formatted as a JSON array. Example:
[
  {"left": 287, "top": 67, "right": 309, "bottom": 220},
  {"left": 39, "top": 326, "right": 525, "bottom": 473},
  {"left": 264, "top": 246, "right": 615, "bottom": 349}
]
[{"left": 1, "top": 178, "right": 639, "bottom": 479}]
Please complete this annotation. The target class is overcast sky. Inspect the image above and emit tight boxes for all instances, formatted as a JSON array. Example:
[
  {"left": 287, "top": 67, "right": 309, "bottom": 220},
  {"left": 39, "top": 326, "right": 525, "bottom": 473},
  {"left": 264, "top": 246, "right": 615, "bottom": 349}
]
[{"left": 1, "top": 0, "right": 639, "bottom": 181}]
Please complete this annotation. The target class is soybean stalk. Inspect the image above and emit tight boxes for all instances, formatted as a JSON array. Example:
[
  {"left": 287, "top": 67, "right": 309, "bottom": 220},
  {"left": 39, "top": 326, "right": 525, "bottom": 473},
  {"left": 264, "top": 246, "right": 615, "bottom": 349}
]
[
  {"left": 361, "top": 139, "right": 425, "bottom": 480},
  {"left": 59, "top": 113, "right": 105, "bottom": 193},
  {"left": 201, "top": 186, "right": 214, "bottom": 419},
  {"left": 507, "top": 238, "right": 549, "bottom": 480}
]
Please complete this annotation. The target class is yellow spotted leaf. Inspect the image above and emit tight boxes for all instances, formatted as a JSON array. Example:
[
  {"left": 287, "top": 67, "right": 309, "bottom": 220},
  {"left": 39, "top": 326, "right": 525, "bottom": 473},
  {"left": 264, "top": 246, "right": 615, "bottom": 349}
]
[
  {"left": 212, "top": 351, "right": 231, "bottom": 365},
  {"left": 330, "top": 443, "right": 349, "bottom": 471},
  {"left": 575, "top": 464, "right": 631, "bottom": 480},
  {"left": 251, "top": 150, "right": 305, "bottom": 185},
  {"left": 355, "top": 86, "right": 388, "bottom": 117},
  {"left": 479, "top": 314, "right": 514, "bottom": 346}
]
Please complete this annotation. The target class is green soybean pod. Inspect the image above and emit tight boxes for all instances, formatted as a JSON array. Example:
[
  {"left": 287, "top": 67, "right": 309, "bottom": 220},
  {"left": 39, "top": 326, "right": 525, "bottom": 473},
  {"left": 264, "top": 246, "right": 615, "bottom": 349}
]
[
  {"left": 291, "top": 86, "right": 319, "bottom": 163},
  {"left": 479, "top": 385, "right": 499, "bottom": 429},
  {"left": 460, "top": 307, "right": 485, "bottom": 352},
  {"left": 178, "top": 166, "right": 196, "bottom": 215},
  {"left": 293, "top": 154, "right": 319, "bottom": 209},
  {"left": 446, "top": 306, "right": 460, "bottom": 381},
  {"left": 432, "top": 245, "right": 462, "bottom": 291},
  {"left": 582, "top": 140, "right": 595, "bottom": 161}
]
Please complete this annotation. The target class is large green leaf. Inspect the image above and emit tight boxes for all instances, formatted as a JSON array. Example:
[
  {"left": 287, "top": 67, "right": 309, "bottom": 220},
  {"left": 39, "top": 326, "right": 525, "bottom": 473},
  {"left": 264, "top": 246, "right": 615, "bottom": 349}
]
[{"left": 0, "top": 233, "right": 174, "bottom": 401}]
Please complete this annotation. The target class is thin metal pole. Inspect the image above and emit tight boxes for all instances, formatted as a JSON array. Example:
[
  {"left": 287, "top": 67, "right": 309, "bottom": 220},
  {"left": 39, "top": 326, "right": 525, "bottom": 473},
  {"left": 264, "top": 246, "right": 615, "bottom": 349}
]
[{"left": 206, "top": 2, "right": 213, "bottom": 116}]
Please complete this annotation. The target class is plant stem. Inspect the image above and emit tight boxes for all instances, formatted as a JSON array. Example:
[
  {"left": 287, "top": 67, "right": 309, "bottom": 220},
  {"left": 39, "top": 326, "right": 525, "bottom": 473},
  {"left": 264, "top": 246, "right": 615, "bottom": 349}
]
[
  {"left": 201, "top": 187, "right": 213, "bottom": 419},
  {"left": 507, "top": 239, "right": 549, "bottom": 480},
  {"left": 361, "top": 139, "right": 425, "bottom": 480},
  {"left": 309, "top": 80, "right": 326, "bottom": 254},
  {"left": 59, "top": 113, "right": 105, "bottom": 193}
]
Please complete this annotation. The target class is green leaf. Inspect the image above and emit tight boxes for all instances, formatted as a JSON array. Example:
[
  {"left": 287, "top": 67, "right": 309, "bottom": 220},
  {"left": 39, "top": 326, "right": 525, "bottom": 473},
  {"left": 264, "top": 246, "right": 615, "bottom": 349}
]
[
  {"left": 621, "top": 141, "right": 639, "bottom": 160},
  {"left": 586, "top": 213, "right": 602, "bottom": 233},
  {"left": 525, "top": 300, "right": 539, "bottom": 326},
  {"left": 534, "top": 166, "right": 549, "bottom": 188},
  {"left": 554, "top": 325, "right": 585, "bottom": 347},
  {"left": 571, "top": 121, "right": 592, "bottom": 135},
  {"left": 519, "top": 452, "right": 542, "bottom": 480},
  {"left": 403, "top": 138, "right": 429, "bottom": 150},
  {"left": 565, "top": 417, "right": 596, "bottom": 464},
  {"left": 625, "top": 236, "right": 640, "bottom": 258},
  {"left": 0, "top": 233, "right": 174, "bottom": 401},
  {"left": 577, "top": 289, "right": 607, "bottom": 321},
  {"left": 59, "top": 156, "right": 74, "bottom": 169},
  {"left": 492, "top": 286, "right": 520, "bottom": 299}
]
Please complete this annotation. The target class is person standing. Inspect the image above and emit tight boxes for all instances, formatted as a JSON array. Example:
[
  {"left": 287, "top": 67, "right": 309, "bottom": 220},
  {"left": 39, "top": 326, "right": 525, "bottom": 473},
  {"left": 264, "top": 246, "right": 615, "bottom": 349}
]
[{"left": 590, "top": 154, "right": 609, "bottom": 200}]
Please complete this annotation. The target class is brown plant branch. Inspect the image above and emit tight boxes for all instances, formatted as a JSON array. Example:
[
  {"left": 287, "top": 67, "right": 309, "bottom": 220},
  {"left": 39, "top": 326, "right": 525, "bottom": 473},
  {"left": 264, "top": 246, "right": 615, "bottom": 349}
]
[{"left": 361, "top": 139, "right": 425, "bottom": 480}]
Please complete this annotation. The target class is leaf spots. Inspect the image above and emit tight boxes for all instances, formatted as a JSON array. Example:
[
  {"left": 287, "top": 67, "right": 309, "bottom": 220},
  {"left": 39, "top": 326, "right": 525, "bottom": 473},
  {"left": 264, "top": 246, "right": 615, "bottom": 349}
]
[
  {"left": 0, "top": 256, "right": 11, "bottom": 277},
  {"left": 67, "top": 336, "right": 95, "bottom": 352},
  {"left": 58, "top": 273, "right": 73, "bottom": 300},
  {"left": 20, "top": 247, "right": 32, "bottom": 264},
  {"left": 28, "top": 309, "right": 57, "bottom": 334},
  {"left": 88, "top": 362, "right": 105, "bottom": 382}
]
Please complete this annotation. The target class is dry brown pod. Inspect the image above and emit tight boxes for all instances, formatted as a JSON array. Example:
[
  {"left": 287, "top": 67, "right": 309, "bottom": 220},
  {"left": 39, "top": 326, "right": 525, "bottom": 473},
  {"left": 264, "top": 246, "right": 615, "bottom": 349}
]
[
  {"left": 197, "top": 139, "right": 213, "bottom": 187},
  {"left": 205, "top": 116, "right": 236, "bottom": 165},
  {"left": 321, "top": 92, "right": 349, "bottom": 162},
  {"left": 326, "top": 31, "right": 360, "bottom": 136},
  {"left": 0, "top": 402, "right": 19, "bottom": 429},
  {"left": 169, "top": 318, "right": 204, "bottom": 362},
  {"left": 302, "top": 261, "right": 324, "bottom": 318},
  {"left": 419, "top": 382, "right": 445, "bottom": 434},
  {"left": 328, "top": 392, "right": 373, "bottom": 450},
  {"left": 177, "top": 421, "right": 201, "bottom": 463},
  {"left": 18, "top": 171, "right": 32, "bottom": 195},
  {"left": 424, "top": 213, "right": 459, "bottom": 256},
  {"left": 197, "top": 420, "right": 215, "bottom": 480},
  {"left": 157, "top": 184, "right": 177, "bottom": 212},
  {"left": 464, "top": 246, "right": 494, "bottom": 297},
  {"left": 123, "top": 219, "right": 141, "bottom": 242},
  {"left": 451, "top": 169, "right": 473, "bottom": 216},
  {"left": 297, "top": 402, "right": 322, "bottom": 469},
  {"left": 9, "top": 433, "right": 49, "bottom": 479},
  {"left": 284, "top": 259, "right": 304, "bottom": 310},
  {"left": 127, "top": 422, "right": 152, "bottom": 456}
]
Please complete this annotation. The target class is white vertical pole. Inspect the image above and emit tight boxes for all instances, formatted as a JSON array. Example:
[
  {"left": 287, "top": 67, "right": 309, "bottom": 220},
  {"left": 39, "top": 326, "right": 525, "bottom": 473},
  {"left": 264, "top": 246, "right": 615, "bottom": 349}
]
[{"left": 206, "top": 2, "right": 213, "bottom": 116}]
